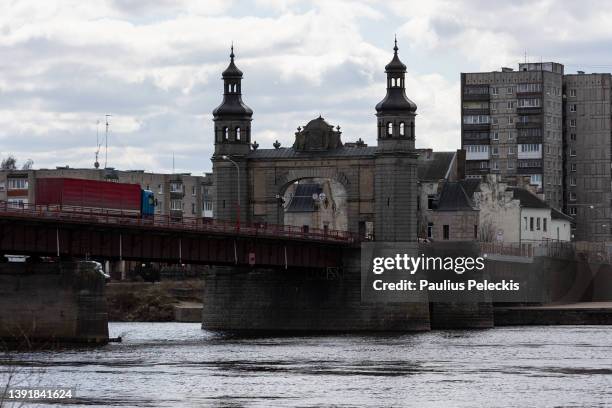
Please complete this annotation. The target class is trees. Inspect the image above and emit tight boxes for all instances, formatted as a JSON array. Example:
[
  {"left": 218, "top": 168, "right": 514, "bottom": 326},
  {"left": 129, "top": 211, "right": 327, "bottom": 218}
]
[
  {"left": 0, "top": 156, "right": 34, "bottom": 171},
  {"left": 0, "top": 156, "right": 16, "bottom": 170}
]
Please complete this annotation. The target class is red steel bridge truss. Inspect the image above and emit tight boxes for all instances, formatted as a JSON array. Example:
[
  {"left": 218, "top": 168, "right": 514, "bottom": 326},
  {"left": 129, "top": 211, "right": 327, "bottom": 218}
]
[{"left": 0, "top": 202, "right": 358, "bottom": 269}]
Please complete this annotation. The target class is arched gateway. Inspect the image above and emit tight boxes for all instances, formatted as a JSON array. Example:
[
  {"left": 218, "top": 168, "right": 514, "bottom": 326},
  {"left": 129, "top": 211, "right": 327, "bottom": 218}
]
[
  {"left": 212, "top": 39, "right": 419, "bottom": 242},
  {"left": 203, "top": 41, "right": 439, "bottom": 333}
]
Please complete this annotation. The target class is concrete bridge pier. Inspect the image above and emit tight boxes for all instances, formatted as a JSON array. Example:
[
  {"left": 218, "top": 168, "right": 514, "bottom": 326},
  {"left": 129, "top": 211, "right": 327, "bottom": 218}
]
[
  {"left": 0, "top": 261, "right": 109, "bottom": 345},
  {"left": 201, "top": 247, "right": 430, "bottom": 333}
]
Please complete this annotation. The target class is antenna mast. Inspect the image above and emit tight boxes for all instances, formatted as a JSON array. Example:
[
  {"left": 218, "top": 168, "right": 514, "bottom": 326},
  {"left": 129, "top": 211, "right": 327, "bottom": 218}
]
[
  {"left": 104, "top": 114, "right": 112, "bottom": 168},
  {"left": 94, "top": 120, "right": 101, "bottom": 168}
]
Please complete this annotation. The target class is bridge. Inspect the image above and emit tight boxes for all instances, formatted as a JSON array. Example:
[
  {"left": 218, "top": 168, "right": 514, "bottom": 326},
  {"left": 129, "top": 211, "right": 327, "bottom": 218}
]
[{"left": 0, "top": 201, "right": 357, "bottom": 269}]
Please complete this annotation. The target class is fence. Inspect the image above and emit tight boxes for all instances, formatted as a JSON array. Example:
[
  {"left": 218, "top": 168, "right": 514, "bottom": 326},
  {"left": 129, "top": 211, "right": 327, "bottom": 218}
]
[{"left": 0, "top": 200, "right": 357, "bottom": 244}]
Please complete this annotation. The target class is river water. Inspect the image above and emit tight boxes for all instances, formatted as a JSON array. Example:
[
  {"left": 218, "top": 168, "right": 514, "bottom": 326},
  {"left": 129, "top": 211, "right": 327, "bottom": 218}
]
[{"left": 2, "top": 323, "right": 612, "bottom": 407}]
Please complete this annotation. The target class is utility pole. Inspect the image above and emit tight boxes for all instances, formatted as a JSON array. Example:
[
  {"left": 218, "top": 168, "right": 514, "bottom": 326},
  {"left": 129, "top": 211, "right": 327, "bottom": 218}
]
[{"left": 105, "top": 114, "right": 112, "bottom": 168}]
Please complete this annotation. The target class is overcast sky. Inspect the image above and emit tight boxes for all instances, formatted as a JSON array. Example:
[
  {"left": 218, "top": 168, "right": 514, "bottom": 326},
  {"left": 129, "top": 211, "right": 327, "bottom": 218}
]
[{"left": 1, "top": 0, "right": 611, "bottom": 173}]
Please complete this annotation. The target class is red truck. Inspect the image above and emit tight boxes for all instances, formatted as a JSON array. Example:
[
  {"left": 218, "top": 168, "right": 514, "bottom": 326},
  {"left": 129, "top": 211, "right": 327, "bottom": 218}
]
[{"left": 35, "top": 178, "right": 143, "bottom": 215}]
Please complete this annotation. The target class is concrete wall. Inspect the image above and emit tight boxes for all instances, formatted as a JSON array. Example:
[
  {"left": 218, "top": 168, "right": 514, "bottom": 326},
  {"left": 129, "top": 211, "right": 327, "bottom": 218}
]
[
  {"left": 0, "top": 261, "right": 108, "bottom": 344},
  {"left": 564, "top": 73, "right": 612, "bottom": 241}
]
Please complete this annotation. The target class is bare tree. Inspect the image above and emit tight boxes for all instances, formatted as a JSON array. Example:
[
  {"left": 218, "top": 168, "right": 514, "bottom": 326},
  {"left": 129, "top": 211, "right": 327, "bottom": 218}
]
[
  {"left": 0, "top": 156, "right": 16, "bottom": 170},
  {"left": 20, "top": 160, "right": 33, "bottom": 171},
  {"left": 478, "top": 219, "right": 497, "bottom": 242}
]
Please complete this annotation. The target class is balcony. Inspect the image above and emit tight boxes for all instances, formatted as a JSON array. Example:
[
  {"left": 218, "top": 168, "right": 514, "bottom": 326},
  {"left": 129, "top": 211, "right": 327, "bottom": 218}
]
[
  {"left": 466, "top": 162, "right": 490, "bottom": 174},
  {"left": 516, "top": 91, "right": 542, "bottom": 98},
  {"left": 463, "top": 132, "right": 491, "bottom": 144},
  {"left": 462, "top": 108, "right": 490, "bottom": 116},
  {"left": 516, "top": 106, "right": 543, "bottom": 115},
  {"left": 517, "top": 150, "right": 542, "bottom": 160},
  {"left": 515, "top": 121, "right": 542, "bottom": 129},
  {"left": 517, "top": 135, "right": 543, "bottom": 144},
  {"left": 466, "top": 152, "right": 490, "bottom": 161},
  {"left": 463, "top": 85, "right": 490, "bottom": 101},
  {"left": 463, "top": 123, "right": 491, "bottom": 132},
  {"left": 170, "top": 181, "right": 185, "bottom": 198},
  {"left": 463, "top": 93, "right": 490, "bottom": 102},
  {"left": 516, "top": 160, "right": 543, "bottom": 174}
]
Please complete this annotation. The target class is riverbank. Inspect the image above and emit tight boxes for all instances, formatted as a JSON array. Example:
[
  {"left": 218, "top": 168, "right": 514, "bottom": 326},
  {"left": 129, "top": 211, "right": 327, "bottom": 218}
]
[
  {"left": 495, "top": 302, "right": 612, "bottom": 325},
  {"left": 106, "top": 280, "right": 203, "bottom": 322}
]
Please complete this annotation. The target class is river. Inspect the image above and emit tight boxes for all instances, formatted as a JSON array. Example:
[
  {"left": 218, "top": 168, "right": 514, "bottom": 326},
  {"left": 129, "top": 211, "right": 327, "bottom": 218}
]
[{"left": 2, "top": 323, "right": 612, "bottom": 407}]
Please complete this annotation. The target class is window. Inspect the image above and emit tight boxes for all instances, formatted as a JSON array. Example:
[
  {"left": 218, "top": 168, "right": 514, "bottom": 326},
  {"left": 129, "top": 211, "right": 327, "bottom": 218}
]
[
  {"left": 170, "top": 182, "right": 183, "bottom": 193},
  {"left": 508, "top": 131, "right": 515, "bottom": 141},
  {"left": 508, "top": 146, "right": 516, "bottom": 155},
  {"left": 0, "top": 182, "right": 5, "bottom": 192},
  {"left": 519, "top": 143, "right": 541, "bottom": 153},
  {"left": 492, "top": 161, "right": 499, "bottom": 170},
  {"left": 570, "top": 89, "right": 576, "bottom": 97},
  {"left": 570, "top": 148, "right": 576, "bottom": 157},
  {"left": 191, "top": 203, "right": 196, "bottom": 214},
  {"left": 236, "top": 127, "right": 241, "bottom": 140},
  {"left": 530, "top": 217, "right": 534, "bottom": 231},
  {"left": 543, "top": 218, "right": 547, "bottom": 232},
  {"left": 224, "top": 127, "right": 229, "bottom": 140},
  {"left": 569, "top": 192, "right": 577, "bottom": 201},
  {"left": 507, "top": 87, "right": 513, "bottom": 94},
  {"left": 507, "top": 101, "right": 515, "bottom": 109},
  {"left": 387, "top": 122, "right": 393, "bottom": 136},
  {"left": 570, "top": 119, "right": 576, "bottom": 127},
  {"left": 569, "top": 175, "right": 576, "bottom": 186},
  {"left": 443, "top": 225, "right": 450, "bottom": 240},
  {"left": 463, "top": 115, "right": 490, "bottom": 124},
  {"left": 399, "top": 122, "right": 405, "bottom": 136},
  {"left": 507, "top": 161, "right": 514, "bottom": 169},
  {"left": 474, "top": 224, "right": 478, "bottom": 239},
  {"left": 570, "top": 104, "right": 577, "bottom": 112},
  {"left": 570, "top": 133, "right": 576, "bottom": 141},
  {"left": 7, "top": 179, "right": 28, "bottom": 190},
  {"left": 192, "top": 186, "right": 196, "bottom": 196},
  {"left": 427, "top": 194, "right": 435, "bottom": 210},
  {"left": 492, "top": 131, "right": 499, "bottom": 140},
  {"left": 170, "top": 199, "right": 182, "bottom": 211},
  {"left": 570, "top": 163, "right": 577, "bottom": 172},
  {"left": 518, "top": 83, "right": 542, "bottom": 92},
  {"left": 491, "top": 147, "right": 499, "bottom": 156},
  {"left": 158, "top": 184, "right": 163, "bottom": 194},
  {"left": 508, "top": 116, "right": 514, "bottom": 124},
  {"left": 536, "top": 217, "right": 541, "bottom": 230},
  {"left": 518, "top": 98, "right": 541, "bottom": 107},
  {"left": 491, "top": 87, "right": 498, "bottom": 95},
  {"left": 427, "top": 223, "right": 434, "bottom": 239},
  {"left": 569, "top": 207, "right": 577, "bottom": 216}
]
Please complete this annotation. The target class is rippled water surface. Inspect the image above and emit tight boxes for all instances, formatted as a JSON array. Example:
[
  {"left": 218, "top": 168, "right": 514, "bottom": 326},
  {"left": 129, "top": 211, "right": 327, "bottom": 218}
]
[{"left": 2, "top": 323, "right": 612, "bottom": 407}]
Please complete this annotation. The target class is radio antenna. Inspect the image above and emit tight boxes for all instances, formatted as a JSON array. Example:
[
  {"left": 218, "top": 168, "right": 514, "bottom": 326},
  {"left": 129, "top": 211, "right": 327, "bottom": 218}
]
[
  {"left": 94, "top": 120, "right": 101, "bottom": 168},
  {"left": 104, "top": 114, "right": 112, "bottom": 168}
]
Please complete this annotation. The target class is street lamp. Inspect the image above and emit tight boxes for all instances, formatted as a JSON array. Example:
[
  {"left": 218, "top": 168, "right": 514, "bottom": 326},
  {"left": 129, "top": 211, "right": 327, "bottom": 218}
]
[{"left": 221, "top": 155, "right": 240, "bottom": 230}]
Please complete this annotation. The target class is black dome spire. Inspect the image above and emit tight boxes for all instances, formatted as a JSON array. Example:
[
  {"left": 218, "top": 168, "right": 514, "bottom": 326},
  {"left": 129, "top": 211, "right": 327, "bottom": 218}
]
[
  {"left": 213, "top": 44, "right": 253, "bottom": 119},
  {"left": 375, "top": 38, "right": 417, "bottom": 114},
  {"left": 384, "top": 35, "right": 407, "bottom": 72},
  {"left": 222, "top": 43, "right": 244, "bottom": 78}
]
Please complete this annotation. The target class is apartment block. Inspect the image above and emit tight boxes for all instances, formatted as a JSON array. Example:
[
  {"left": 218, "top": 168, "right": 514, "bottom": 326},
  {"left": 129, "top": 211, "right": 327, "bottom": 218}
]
[
  {"left": 0, "top": 167, "right": 215, "bottom": 218},
  {"left": 461, "top": 62, "right": 564, "bottom": 210},
  {"left": 563, "top": 73, "right": 612, "bottom": 241}
]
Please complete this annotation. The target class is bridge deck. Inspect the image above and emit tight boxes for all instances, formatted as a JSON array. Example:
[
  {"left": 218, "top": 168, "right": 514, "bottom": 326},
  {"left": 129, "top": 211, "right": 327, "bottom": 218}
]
[
  {"left": 0, "top": 201, "right": 356, "bottom": 244},
  {"left": 0, "top": 201, "right": 356, "bottom": 268}
]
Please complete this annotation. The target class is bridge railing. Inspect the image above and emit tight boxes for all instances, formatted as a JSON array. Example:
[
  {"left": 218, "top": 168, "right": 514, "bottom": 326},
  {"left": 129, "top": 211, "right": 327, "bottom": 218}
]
[{"left": 0, "top": 201, "right": 357, "bottom": 244}]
